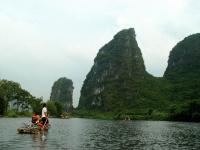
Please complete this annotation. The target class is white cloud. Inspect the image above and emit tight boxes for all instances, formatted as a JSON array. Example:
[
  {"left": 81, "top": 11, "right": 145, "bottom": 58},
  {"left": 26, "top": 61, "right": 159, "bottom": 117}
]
[{"left": 0, "top": 0, "right": 199, "bottom": 107}]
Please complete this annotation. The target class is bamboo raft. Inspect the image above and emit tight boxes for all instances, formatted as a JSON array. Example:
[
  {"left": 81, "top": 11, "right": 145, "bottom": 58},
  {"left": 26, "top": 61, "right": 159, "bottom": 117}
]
[
  {"left": 17, "top": 123, "right": 50, "bottom": 134},
  {"left": 18, "top": 127, "right": 40, "bottom": 134}
]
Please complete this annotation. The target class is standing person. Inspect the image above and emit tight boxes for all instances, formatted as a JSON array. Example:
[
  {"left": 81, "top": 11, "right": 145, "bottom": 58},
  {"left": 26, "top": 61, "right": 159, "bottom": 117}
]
[{"left": 41, "top": 103, "right": 48, "bottom": 125}]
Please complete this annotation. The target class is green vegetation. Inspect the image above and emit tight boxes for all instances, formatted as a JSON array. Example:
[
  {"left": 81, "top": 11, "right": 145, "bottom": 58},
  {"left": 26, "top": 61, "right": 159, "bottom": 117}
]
[
  {"left": 164, "top": 33, "right": 200, "bottom": 78},
  {"left": 0, "top": 79, "right": 66, "bottom": 118},
  {"left": 73, "top": 108, "right": 170, "bottom": 121},
  {"left": 5, "top": 111, "right": 33, "bottom": 118},
  {"left": 72, "top": 109, "right": 114, "bottom": 120},
  {"left": 168, "top": 100, "right": 200, "bottom": 122},
  {"left": 0, "top": 79, "right": 41, "bottom": 116},
  {"left": 76, "top": 29, "right": 200, "bottom": 122},
  {"left": 79, "top": 28, "right": 149, "bottom": 111},
  {"left": 164, "top": 33, "right": 200, "bottom": 122},
  {"left": 46, "top": 100, "right": 63, "bottom": 117},
  {"left": 5, "top": 111, "right": 18, "bottom": 118},
  {"left": 0, "top": 80, "right": 36, "bottom": 117}
]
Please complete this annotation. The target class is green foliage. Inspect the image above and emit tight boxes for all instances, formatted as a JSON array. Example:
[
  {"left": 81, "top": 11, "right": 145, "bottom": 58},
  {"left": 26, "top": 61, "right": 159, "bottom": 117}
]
[
  {"left": 165, "top": 33, "right": 200, "bottom": 77},
  {"left": 73, "top": 108, "right": 169, "bottom": 121},
  {"left": 169, "top": 100, "right": 200, "bottom": 122},
  {"left": 46, "top": 100, "right": 64, "bottom": 117},
  {"left": 72, "top": 109, "right": 114, "bottom": 120},
  {"left": 6, "top": 111, "right": 18, "bottom": 118},
  {"left": 0, "top": 79, "right": 32, "bottom": 115},
  {"left": 5, "top": 111, "right": 33, "bottom": 118},
  {"left": 0, "top": 96, "right": 6, "bottom": 115},
  {"left": 79, "top": 28, "right": 147, "bottom": 110},
  {"left": 0, "top": 79, "right": 44, "bottom": 116},
  {"left": 0, "top": 80, "right": 21, "bottom": 114},
  {"left": 0, "top": 79, "right": 65, "bottom": 118},
  {"left": 47, "top": 100, "right": 57, "bottom": 116},
  {"left": 164, "top": 33, "right": 200, "bottom": 102},
  {"left": 17, "top": 111, "right": 33, "bottom": 117},
  {"left": 54, "top": 101, "right": 64, "bottom": 117},
  {"left": 78, "top": 28, "right": 173, "bottom": 115}
]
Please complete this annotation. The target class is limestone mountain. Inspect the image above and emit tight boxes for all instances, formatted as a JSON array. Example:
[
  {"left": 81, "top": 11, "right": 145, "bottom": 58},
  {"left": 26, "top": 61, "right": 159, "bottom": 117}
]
[
  {"left": 78, "top": 28, "right": 168, "bottom": 112},
  {"left": 165, "top": 33, "right": 200, "bottom": 78},
  {"left": 50, "top": 77, "right": 74, "bottom": 112},
  {"left": 164, "top": 33, "right": 200, "bottom": 101}
]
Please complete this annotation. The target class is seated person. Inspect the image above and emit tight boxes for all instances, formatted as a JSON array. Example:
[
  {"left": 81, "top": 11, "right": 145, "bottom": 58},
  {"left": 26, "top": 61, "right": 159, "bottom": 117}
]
[
  {"left": 32, "top": 112, "right": 44, "bottom": 128},
  {"left": 32, "top": 112, "right": 40, "bottom": 124}
]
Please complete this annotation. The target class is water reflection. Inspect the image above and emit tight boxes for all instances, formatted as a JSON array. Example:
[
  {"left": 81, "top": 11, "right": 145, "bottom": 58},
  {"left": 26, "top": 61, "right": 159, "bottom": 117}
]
[
  {"left": 0, "top": 118, "right": 200, "bottom": 150},
  {"left": 30, "top": 131, "right": 48, "bottom": 150}
]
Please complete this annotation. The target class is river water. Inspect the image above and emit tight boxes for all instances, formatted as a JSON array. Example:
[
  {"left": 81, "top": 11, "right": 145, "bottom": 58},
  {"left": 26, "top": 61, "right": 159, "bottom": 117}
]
[{"left": 0, "top": 118, "right": 200, "bottom": 150}]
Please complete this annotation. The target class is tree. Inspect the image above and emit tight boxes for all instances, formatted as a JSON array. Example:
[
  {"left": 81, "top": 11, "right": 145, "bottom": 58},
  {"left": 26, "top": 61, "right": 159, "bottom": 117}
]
[
  {"left": 54, "top": 101, "right": 63, "bottom": 117},
  {"left": 46, "top": 100, "right": 57, "bottom": 116},
  {"left": 0, "top": 79, "right": 41, "bottom": 115}
]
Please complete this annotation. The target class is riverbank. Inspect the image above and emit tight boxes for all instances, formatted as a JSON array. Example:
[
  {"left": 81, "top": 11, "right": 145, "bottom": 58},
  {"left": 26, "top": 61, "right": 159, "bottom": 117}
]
[
  {"left": 2, "top": 111, "right": 70, "bottom": 119},
  {"left": 72, "top": 109, "right": 170, "bottom": 121},
  {"left": 72, "top": 108, "right": 200, "bottom": 122},
  {"left": 4, "top": 111, "right": 33, "bottom": 118},
  {"left": 73, "top": 100, "right": 200, "bottom": 122},
  {"left": 2, "top": 109, "right": 200, "bottom": 123}
]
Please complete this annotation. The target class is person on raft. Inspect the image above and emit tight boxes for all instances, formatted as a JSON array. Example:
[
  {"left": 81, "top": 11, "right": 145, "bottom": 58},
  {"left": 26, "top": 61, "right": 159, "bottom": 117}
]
[
  {"left": 31, "top": 112, "right": 43, "bottom": 128},
  {"left": 41, "top": 103, "right": 49, "bottom": 125},
  {"left": 32, "top": 112, "right": 40, "bottom": 124}
]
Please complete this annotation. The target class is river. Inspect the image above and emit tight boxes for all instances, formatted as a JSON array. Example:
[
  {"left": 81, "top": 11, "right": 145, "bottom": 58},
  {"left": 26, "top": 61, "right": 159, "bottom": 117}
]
[{"left": 0, "top": 118, "right": 200, "bottom": 150}]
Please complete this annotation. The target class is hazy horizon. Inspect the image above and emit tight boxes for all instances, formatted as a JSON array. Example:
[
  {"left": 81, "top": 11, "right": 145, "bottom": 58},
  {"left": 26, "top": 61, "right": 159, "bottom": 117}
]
[{"left": 0, "top": 0, "right": 199, "bottom": 107}]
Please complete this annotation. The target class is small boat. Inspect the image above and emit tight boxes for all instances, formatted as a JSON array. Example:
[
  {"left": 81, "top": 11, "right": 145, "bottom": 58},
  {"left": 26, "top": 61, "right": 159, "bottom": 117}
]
[{"left": 17, "top": 122, "right": 50, "bottom": 134}]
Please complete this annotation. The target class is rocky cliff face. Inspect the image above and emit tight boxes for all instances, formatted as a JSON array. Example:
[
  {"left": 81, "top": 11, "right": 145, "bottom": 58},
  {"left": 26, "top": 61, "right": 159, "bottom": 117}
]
[
  {"left": 78, "top": 28, "right": 155, "bottom": 111},
  {"left": 164, "top": 33, "right": 200, "bottom": 101},
  {"left": 77, "top": 29, "right": 200, "bottom": 120},
  {"left": 165, "top": 33, "right": 200, "bottom": 78},
  {"left": 50, "top": 77, "right": 74, "bottom": 111}
]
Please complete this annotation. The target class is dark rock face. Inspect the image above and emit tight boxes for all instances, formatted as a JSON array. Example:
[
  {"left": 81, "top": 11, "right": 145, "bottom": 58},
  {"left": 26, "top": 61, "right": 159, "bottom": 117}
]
[
  {"left": 164, "top": 33, "right": 200, "bottom": 78},
  {"left": 50, "top": 77, "right": 74, "bottom": 111},
  {"left": 164, "top": 33, "right": 200, "bottom": 101},
  {"left": 78, "top": 28, "right": 152, "bottom": 111},
  {"left": 77, "top": 29, "right": 200, "bottom": 120}
]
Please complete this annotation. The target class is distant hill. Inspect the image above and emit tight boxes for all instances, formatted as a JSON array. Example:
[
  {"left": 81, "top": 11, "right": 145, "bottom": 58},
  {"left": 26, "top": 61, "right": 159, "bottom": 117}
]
[
  {"left": 50, "top": 77, "right": 74, "bottom": 112},
  {"left": 164, "top": 33, "right": 200, "bottom": 121},
  {"left": 76, "top": 29, "right": 200, "bottom": 121},
  {"left": 164, "top": 33, "right": 200, "bottom": 101},
  {"left": 78, "top": 28, "right": 169, "bottom": 115}
]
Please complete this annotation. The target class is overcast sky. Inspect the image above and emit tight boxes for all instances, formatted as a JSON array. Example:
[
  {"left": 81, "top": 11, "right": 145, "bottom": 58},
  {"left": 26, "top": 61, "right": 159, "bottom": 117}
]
[{"left": 0, "top": 0, "right": 199, "bottom": 107}]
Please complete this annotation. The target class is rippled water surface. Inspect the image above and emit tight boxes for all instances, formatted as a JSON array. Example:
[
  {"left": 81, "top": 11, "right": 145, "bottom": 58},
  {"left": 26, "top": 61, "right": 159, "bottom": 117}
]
[{"left": 0, "top": 118, "right": 200, "bottom": 150}]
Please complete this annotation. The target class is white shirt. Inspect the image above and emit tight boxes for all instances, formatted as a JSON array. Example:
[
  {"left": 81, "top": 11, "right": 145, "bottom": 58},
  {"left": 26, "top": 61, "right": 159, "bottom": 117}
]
[{"left": 42, "top": 107, "right": 47, "bottom": 117}]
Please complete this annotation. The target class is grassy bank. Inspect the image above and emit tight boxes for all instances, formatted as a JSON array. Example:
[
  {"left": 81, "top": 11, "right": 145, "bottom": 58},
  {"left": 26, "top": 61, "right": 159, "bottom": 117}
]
[
  {"left": 72, "top": 109, "right": 170, "bottom": 121},
  {"left": 73, "top": 100, "right": 200, "bottom": 122},
  {"left": 5, "top": 111, "right": 33, "bottom": 118}
]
